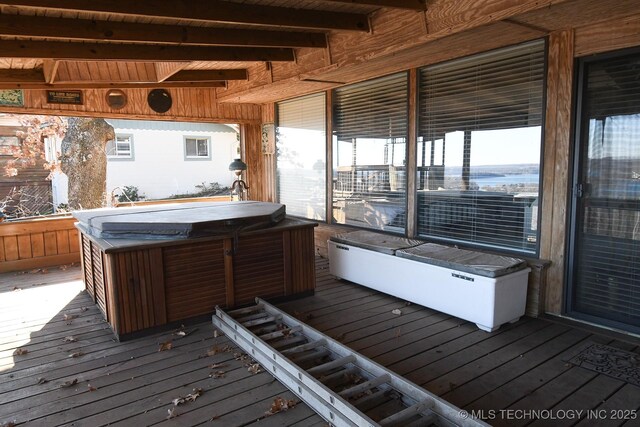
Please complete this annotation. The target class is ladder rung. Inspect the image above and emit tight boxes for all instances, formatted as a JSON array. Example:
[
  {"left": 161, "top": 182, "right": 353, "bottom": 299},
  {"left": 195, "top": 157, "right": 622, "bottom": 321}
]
[
  {"left": 242, "top": 315, "right": 281, "bottom": 328},
  {"left": 318, "top": 366, "right": 359, "bottom": 387},
  {"left": 259, "top": 326, "right": 302, "bottom": 341},
  {"left": 281, "top": 339, "right": 326, "bottom": 356},
  {"left": 307, "top": 355, "right": 356, "bottom": 376},
  {"left": 404, "top": 412, "right": 438, "bottom": 427},
  {"left": 289, "top": 348, "right": 331, "bottom": 364},
  {"left": 227, "top": 304, "right": 263, "bottom": 317},
  {"left": 339, "top": 374, "right": 391, "bottom": 399},
  {"left": 271, "top": 335, "right": 307, "bottom": 350},
  {"left": 352, "top": 389, "right": 394, "bottom": 413},
  {"left": 235, "top": 311, "right": 269, "bottom": 323},
  {"left": 378, "top": 400, "right": 434, "bottom": 426},
  {"left": 252, "top": 324, "right": 279, "bottom": 336}
]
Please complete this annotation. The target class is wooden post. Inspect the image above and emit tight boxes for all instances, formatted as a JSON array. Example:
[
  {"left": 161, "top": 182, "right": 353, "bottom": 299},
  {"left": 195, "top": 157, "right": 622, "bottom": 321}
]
[
  {"left": 406, "top": 68, "right": 418, "bottom": 237},
  {"left": 540, "top": 29, "right": 574, "bottom": 314},
  {"left": 326, "top": 89, "right": 334, "bottom": 223}
]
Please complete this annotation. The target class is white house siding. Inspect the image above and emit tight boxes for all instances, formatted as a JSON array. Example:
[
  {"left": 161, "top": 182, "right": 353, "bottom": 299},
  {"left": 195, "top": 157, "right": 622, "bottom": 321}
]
[{"left": 105, "top": 119, "right": 239, "bottom": 201}]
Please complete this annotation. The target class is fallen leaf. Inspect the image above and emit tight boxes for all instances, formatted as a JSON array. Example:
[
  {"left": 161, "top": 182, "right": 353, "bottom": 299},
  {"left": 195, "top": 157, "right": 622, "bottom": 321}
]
[
  {"left": 63, "top": 314, "right": 78, "bottom": 321},
  {"left": 391, "top": 309, "right": 402, "bottom": 316},
  {"left": 13, "top": 348, "right": 28, "bottom": 356},
  {"left": 265, "top": 397, "right": 297, "bottom": 416},
  {"left": 36, "top": 377, "right": 48, "bottom": 385},
  {"left": 61, "top": 378, "right": 78, "bottom": 388},
  {"left": 0, "top": 421, "right": 16, "bottom": 427},
  {"left": 174, "top": 331, "right": 186, "bottom": 337},
  {"left": 81, "top": 307, "right": 89, "bottom": 312},
  {"left": 213, "top": 330, "right": 218, "bottom": 338},
  {"left": 404, "top": 301, "right": 412, "bottom": 306},
  {"left": 167, "top": 408, "right": 178, "bottom": 419},
  {"left": 209, "top": 415, "right": 220, "bottom": 421},
  {"left": 186, "top": 388, "right": 203, "bottom": 402},
  {"left": 206, "top": 346, "right": 220, "bottom": 356},
  {"left": 209, "top": 363, "right": 227, "bottom": 369},
  {"left": 172, "top": 388, "right": 203, "bottom": 405},
  {"left": 87, "top": 384, "right": 97, "bottom": 392},
  {"left": 11, "top": 286, "right": 21, "bottom": 292},
  {"left": 158, "top": 341, "right": 173, "bottom": 352},
  {"left": 63, "top": 336, "right": 77, "bottom": 343},
  {"left": 69, "top": 352, "right": 84, "bottom": 358},
  {"left": 210, "top": 370, "right": 226, "bottom": 379},
  {"left": 248, "top": 363, "right": 261, "bottom": 374}
]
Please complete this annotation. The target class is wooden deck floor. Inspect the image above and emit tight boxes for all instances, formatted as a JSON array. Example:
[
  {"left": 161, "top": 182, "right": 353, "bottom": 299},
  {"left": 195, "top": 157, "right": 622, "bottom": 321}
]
[{"left": 1, "top": 258, "right": 639, "bottom": 426}]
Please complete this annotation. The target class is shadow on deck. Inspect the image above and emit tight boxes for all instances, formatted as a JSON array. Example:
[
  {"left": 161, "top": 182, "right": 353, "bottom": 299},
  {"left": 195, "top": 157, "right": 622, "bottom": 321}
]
[{"left": 0, "top": 258, "right": 639, "bottom": 426}]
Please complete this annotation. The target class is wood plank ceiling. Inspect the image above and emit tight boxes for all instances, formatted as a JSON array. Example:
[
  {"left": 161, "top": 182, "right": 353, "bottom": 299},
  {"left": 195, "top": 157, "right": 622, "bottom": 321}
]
[{"left": 0, "top": 0, "right": 425, "bottom": 90}]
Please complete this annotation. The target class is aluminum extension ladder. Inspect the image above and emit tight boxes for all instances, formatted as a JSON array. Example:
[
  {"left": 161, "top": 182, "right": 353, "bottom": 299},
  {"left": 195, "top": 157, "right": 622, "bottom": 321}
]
[{"left": 212, "top": 298, "right": 488, "bottom": 427}]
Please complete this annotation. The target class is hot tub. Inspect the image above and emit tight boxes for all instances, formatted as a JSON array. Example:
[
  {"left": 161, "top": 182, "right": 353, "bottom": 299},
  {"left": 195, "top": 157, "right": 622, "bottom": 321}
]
[{"left": 75, "top": 202, "right": 317, "bottom": 340}]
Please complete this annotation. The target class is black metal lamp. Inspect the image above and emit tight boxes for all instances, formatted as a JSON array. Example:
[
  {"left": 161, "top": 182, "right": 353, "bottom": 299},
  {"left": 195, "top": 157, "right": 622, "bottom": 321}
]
[{"left": 229, "top": 158, "right": 249, "bottom": 200}]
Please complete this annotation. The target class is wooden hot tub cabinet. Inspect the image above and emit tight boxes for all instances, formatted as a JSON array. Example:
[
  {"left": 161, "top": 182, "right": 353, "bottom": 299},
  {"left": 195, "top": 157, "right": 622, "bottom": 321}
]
[{"left": 78, "top": 218, "right": 317, "bottom": 340}]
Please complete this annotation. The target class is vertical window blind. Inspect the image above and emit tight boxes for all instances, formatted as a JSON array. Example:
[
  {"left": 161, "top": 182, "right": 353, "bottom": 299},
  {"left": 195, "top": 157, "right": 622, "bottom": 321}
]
[
  {"left": 417, "top": 40, "right": 545, "bottom": 254},
  {"left": 332, "top": 73, "right": 408, "bottom": 232},
  {"left": 571, "top": 51, "right": 640, "bottom": 331},
  {"left": 276, "top": 93, "right": 326, "bottom": 220}
]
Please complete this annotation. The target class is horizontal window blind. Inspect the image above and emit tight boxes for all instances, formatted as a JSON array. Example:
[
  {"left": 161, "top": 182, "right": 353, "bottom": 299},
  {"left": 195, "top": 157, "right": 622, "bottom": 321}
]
[
  {"left": 417, "top": 40, "right": 545, "bottom": 254},
  {"left": 334, "top": 73, "right": 408, "bottom": 140},
  {"left": 572, "top": 51, "right": 640, "bottom": 331},
  {"left": 332, "top": 73, "right": 408, "bottom": 232},
  {"left": 276, "top": 92, "right": 326, "bottom": 220}
]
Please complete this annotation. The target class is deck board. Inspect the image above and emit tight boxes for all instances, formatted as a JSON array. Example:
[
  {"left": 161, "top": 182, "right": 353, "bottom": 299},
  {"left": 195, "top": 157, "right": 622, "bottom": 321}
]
[{"left": 1, "top": 257, "right": 639, "bottom": 426}]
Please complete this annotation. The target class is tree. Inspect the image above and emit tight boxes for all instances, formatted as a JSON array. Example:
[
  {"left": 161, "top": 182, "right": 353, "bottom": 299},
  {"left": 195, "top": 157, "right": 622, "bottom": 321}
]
[
  {"left": 4, "top": 115, "right": 67, "bottom": 177},
  {"left": 4, "top": 115, "right": 115, "bottom": 211},
  {"left": 60, "top": 117, "right": 115, "bottom": 209}
]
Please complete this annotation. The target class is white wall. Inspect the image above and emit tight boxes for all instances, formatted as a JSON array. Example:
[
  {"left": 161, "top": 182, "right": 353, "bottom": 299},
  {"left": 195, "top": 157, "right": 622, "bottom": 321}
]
[{"left": 105, "top": 120, "right": 239, "bottom": 201}]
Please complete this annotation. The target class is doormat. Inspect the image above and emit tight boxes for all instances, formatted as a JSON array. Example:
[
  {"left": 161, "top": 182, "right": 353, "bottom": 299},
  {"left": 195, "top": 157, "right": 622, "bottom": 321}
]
[{"left": 568, "top": 342, "right": 640, "bottom": 386}]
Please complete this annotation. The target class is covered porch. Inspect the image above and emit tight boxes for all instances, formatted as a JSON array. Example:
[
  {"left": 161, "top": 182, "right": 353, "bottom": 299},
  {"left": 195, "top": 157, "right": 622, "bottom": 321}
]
[{"left": 1, "top": 259, "right": 638, "bottom": 426}]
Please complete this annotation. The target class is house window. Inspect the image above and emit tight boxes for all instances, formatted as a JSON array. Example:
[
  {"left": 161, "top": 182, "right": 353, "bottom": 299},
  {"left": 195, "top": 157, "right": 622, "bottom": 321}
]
[
  {"left": 276, "top": 93, "right": 326, "bottom": 220},
  {"left": 332, "top": 72, "right": 408, "bottom": 232},
  {"left": 416, "top": 40, "right": 545, "bottom": 254},
  {"left": 184, "top": 137, "right": 211, "bottom": 160},
  {"left": 106, "top": 134, "right": 133, "bottom": 159}
]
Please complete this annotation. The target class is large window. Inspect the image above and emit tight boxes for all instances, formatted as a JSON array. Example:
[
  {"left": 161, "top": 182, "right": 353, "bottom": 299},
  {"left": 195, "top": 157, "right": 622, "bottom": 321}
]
[
  {"left": 332, "top": 73, "right": 408, "bottom": 232},
  {"left": 184, "top": 137, "right": 210, "bottom": 160},
  {"left": 276, "top": 93, "right": 326, "bottom": 220},
  {"left": 417, "top": 40, "right": 545, "bottom": 254},
  {"left": 106, "top": 134, "right": 133, "bottom": 160}
]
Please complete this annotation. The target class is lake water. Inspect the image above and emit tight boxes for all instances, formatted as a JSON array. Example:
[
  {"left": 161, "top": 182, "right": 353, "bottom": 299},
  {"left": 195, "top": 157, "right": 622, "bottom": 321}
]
[{"left": 472, "top": 173, "right": 540, "bottom": 188}]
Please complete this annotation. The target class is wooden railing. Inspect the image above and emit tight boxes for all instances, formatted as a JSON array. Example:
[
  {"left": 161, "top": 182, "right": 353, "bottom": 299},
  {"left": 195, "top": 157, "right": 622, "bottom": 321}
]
[
  {"left": 114, "top": 195, "right": 230, "bottom": 207},
  {"left": 0, "top": 214, "right": 79, "bottom": 273},
  {"left": 0, "top": 196, "right": 232, "bottom": 273}
]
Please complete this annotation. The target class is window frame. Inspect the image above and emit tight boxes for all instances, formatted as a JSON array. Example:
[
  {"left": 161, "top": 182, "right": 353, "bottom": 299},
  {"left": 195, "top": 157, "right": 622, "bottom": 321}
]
[
  {"left": 106, "top": 134, "right": 134, "bottom": 161},
  {"left": 183, "top": 136, "right": 211, "bottom": 161}
]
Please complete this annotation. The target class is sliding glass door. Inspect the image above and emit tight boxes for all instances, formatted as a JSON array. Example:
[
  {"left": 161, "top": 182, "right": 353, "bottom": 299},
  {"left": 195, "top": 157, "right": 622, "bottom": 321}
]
[{"left": 569, "top": 50, "right": 640, "bottom": 333}]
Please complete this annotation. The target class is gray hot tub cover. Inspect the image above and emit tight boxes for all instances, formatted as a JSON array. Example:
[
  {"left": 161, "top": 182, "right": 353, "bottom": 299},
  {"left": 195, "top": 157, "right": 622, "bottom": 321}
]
[
  {"left": 396, "top": 243, "right": 527, "bottom": 278},
  {"left": 74, "top": 201, "right": 286, "bottom": 239},
  {"left": 330, "top": 230, "right": 423, "bottom": 255}
]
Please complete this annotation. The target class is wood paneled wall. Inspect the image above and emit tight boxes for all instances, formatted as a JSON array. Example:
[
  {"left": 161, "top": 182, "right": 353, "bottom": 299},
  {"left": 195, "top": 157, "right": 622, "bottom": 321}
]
[
  {"left": 0, "top": 215, "right": 80, "bottom": 272},
  {"left": 0, "top": 88, "right": 261, "bottom": 124}
]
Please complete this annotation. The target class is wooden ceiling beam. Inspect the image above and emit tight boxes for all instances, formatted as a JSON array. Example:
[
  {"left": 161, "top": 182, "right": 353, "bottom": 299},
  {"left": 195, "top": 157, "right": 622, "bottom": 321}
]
[
  {"left": 155, "top": 62, "right": 190, "bottom": 82},
  {"left": 1, "top": 0, "right": 370, "bottom": 32},
  {"left": 0, "top": 67, "right": 248, "bottom": 89},
  {"left": 0, "top": 14, "right": 327, "bottom": 48},
  {"left": 42, "top": 60, "right": 59, "bottom": 84},
  {"left": 319, "top": 0, "right": 426, "bottom": 10},
  {"left": 167, "top": 69, "right": 248, "bottom": 82},
  {"left": 0, "top": 68, "right": 231, "bottom": 88},
  {"left": 0, "top": 40, "right": 295, "bottom": 62}
]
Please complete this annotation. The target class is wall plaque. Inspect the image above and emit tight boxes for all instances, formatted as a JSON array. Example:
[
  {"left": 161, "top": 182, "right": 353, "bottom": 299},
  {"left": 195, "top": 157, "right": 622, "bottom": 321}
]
[
  {"left": 0, "top": 89, "right": 23, "bottom": 106},
  {"left": 47, "top": 90, "right": 83, "bottom": 105}
]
